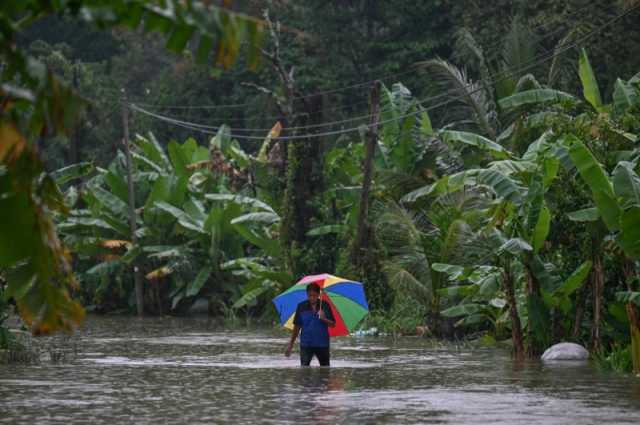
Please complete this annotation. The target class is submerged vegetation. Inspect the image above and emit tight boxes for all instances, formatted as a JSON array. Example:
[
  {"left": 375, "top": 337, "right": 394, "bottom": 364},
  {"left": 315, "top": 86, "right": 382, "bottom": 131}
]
[{"left": 2, "top": 1, "right": 640, "bottom": 374}]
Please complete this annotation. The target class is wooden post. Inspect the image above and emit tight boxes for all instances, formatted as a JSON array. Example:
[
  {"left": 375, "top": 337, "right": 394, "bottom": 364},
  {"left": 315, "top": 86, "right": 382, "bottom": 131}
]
[
  {"left": 121, "top": 91, "right": 144, "bottom": 317},
  {"left": 352, "top": 81, "right": 381, "bottom": 269}
]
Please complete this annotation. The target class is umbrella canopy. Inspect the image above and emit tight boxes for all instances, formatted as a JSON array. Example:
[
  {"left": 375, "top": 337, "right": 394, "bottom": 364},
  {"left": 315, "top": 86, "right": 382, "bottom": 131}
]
[{"left": 272, "top": 274, "right": 369, "bottom": 337}]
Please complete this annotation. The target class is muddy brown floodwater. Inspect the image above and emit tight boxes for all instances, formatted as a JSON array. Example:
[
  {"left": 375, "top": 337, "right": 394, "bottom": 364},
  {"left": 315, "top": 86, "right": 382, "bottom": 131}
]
[{"left": 1, "top": 315, "right": 640, "bottom": 424}]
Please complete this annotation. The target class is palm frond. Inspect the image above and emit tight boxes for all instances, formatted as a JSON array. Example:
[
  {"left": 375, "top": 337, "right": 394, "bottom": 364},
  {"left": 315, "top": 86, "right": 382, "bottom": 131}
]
[
  {"left": 453, "top": 28, "right": 492, "bottom": 84},
  {"left": 548, "top": 26, "right": 586, "bottom": 89},
  {"left": 383, "top": 260, "right": 433, "bottom": 303},
  {"left": 373, "top": 201, "right": 428, "bottom": 251},
  {"left": 502, "top": 16, "right": 537, "bottom": 83},
  {"left": 420, "top": 58, "right": 498, "bottom": 139}
]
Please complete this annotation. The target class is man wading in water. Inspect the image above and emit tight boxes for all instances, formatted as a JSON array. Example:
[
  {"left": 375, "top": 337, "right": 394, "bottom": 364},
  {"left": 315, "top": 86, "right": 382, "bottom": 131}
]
[{"left": 285, "top": 282, "right": 336, "bottom": 366}]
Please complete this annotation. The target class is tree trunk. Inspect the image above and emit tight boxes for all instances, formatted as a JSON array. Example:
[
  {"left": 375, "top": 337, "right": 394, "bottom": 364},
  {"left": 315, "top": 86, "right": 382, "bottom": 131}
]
[
  {"left": 121, "top": 92, "right": 144, "bottom": 317},
  {"left": 257, "top": 20, "right": 324, "bottom": 276},
  {"left": 503, "top": 261, "right": 525, "bottom": 361},
  {"left": 623, "top": 258, "right": 640, "bottom": 375},
  {"left": 280, "top": 95, "right": 324, "bottom": 276},
  {"left": 590, "top": 252, "right": 604, "bottom": 351},
  {"left": 351, "top": 81, "right": 381, "bottom": 272},
  {"left": 524, "top": 263, "right": 547, "bottom": 358},
  {"left": 525, "top": 270, "right": 539, "bottom": 357},
  {"left": 571, "top": 273, "right": 591, "bottom": 338}
]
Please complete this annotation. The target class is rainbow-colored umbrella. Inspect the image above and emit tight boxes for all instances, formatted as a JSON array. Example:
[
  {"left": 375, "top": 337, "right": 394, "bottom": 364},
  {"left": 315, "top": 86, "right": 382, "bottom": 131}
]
[{"left": 272, "top": 274, "right": 369, "bottom": 337}]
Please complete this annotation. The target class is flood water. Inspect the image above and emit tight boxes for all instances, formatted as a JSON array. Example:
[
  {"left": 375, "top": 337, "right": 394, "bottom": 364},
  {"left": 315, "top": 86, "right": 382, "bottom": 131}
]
[{"left": 1, "top": 316, "right": 640, "bottom": 424}]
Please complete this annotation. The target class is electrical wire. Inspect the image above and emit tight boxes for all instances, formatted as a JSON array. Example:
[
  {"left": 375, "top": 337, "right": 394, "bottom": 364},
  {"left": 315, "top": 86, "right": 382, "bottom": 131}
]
[
  {"left": 124, "top": 0, "right": 617, "bottom": 129},
  {"left": 128, "top": 3, "right": 640, "bottom": 142},
  {"left": 129, "top": 0, "right": 605, "bottom": 114}
]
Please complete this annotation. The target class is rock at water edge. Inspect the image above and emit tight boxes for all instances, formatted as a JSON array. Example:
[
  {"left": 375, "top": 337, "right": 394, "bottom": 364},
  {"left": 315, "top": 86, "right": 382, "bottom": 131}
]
[{"left": 541, "top": 342, "right": 589, "bottom": 361}]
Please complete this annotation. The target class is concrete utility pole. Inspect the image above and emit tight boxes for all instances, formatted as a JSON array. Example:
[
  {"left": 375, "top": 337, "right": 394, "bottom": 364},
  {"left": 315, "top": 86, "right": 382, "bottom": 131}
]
[
  {"left": 121, "top": 90, "right": 145, "bottom": 316},
  {"left": 352, "top": 80, "right": 381, "bottom": 270}
]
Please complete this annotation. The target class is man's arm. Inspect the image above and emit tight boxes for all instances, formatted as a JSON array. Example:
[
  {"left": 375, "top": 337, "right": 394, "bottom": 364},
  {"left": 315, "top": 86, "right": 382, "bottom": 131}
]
[
  {"left": 318, "top": 305, "right": 336, "bottom": 328},
  {"left": 285, "top": 325, "right": 300, "bottom": 357}
]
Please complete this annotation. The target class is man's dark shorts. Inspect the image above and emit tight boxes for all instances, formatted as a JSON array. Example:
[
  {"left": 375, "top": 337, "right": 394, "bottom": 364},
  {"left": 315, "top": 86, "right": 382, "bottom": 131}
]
[{"left": 300, "top": 346, "right": 330, "bottom": 366}]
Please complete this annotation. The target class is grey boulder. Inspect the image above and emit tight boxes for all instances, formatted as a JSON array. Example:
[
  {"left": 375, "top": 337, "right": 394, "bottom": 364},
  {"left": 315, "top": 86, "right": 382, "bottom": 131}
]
[{"left": 541, "top": 342, "right": 589, "bottom": 361}]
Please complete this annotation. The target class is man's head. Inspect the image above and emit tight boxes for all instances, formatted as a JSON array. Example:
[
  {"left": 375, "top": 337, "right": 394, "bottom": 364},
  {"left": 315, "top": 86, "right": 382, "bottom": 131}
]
[{"left": 306, "top": 282, "right": 321, "bottom": 303}]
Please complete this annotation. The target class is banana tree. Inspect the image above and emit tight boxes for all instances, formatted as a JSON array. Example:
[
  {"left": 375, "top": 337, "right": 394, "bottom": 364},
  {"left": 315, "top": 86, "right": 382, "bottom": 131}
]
[
  {"left": 563, "top": 136, "right": 640, "bottom": 373},
  {"left": 496, "top": 47, "right": 640, "bottom": 348},
  {"left": 57, "top": 132, "right": 252, "bottom": 313},
  {"left": 407, "top": 111, "right": 598, "bottom": 357}
]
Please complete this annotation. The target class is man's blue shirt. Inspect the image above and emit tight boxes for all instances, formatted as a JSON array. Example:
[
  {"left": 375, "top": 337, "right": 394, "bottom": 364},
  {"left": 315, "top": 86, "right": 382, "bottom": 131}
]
[{"left": 293, "top": 300, "right": 335, "bottom": 348}]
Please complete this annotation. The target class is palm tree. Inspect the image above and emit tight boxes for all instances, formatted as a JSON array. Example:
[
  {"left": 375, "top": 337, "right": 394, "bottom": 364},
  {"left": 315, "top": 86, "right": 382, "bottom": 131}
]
[{"left": 374, "top": 187, "right": 490, "bottom": 335}]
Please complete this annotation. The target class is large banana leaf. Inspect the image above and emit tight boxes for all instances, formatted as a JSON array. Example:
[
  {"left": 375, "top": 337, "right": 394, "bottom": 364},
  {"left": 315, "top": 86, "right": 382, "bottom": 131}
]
[
  {"left": 51, "top": 162, "right": 93, "bottom": 186},
  {"left": 476, "top": 169, "right": 524, "bottom": 205},
  {"left": 93, "top": 186, "right": 129, "bottom": 217},
  {"left": 612, "top": 78, "right": 639, "bottom": 116},
  {"left": 565, "top": 136, "right": 621, "bottom": 231},
  {"left": 231, "top": 212, "right": 280, "bottom": 226},
  {"left": 578, "top": 48, "right": 603, "bottom": 112},
  {"left": 498, "top": 238, "right": 532, "bottom": 256},
  {"left": 439, "top": 130, "right": 510, "bottom": 160},
  {"left": 498, "top": 89, "right": 576, "bottom": 111},
  {"left": 612, "top": 161, "right": 640, "bottom": 209},
  {"left": 232, "top": 223, "right": 280, "bottom": 258},
  {"left": 618, "top": 207, "right": 640, "bottom": 259},
  {"left": 168, "top": 139, "right": 208, "bottom": 178},
  {"left": 136, "top": 134, "right": 172, "bottom": 172},
  {"left": 155, "top": 201, "right": 207, "bottom": 234},
  {"left": 104, "top": 167, "right": 129, "bottom": 204},
  {"left": 205, "top": 193, "right": 276, "bottom": 213},
  {"left": 531, "top": 204, "right": 551, "bottom": 254},
  {"left": 487, "top": 160, "right": 536, "bottom": 176},
  {"left": 554, "top": 261, "right": 592, "bottom": 299},
  {"left": 131, "top": 151, "right": 165, "bottom": 174},
  {"left": 544, "top": 261, "right": 593, "bottom": 315},
  {"left": 186, "top": 265, "right": 213, "bottom": 297}
]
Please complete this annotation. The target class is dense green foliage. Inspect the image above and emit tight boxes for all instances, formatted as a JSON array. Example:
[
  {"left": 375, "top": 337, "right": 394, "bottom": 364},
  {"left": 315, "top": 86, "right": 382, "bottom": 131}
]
[
  {"left": 0, "top": 0, "right": 264, "bottom": 334},
  {"left": 2, "top": 0, "right": 640, "bottom": 374}
]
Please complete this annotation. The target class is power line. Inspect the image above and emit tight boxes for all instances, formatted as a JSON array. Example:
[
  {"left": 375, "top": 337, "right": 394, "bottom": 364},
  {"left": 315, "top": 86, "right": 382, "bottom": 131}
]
[
  {"left": 129, "top": 3, "right": 640, "bottom": 142},
  {"left": 125, "top": 0, "right": 611, "bottom": 130},
  {"left": 128, "top": 0, "right": 604, "bottom": 115}
]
